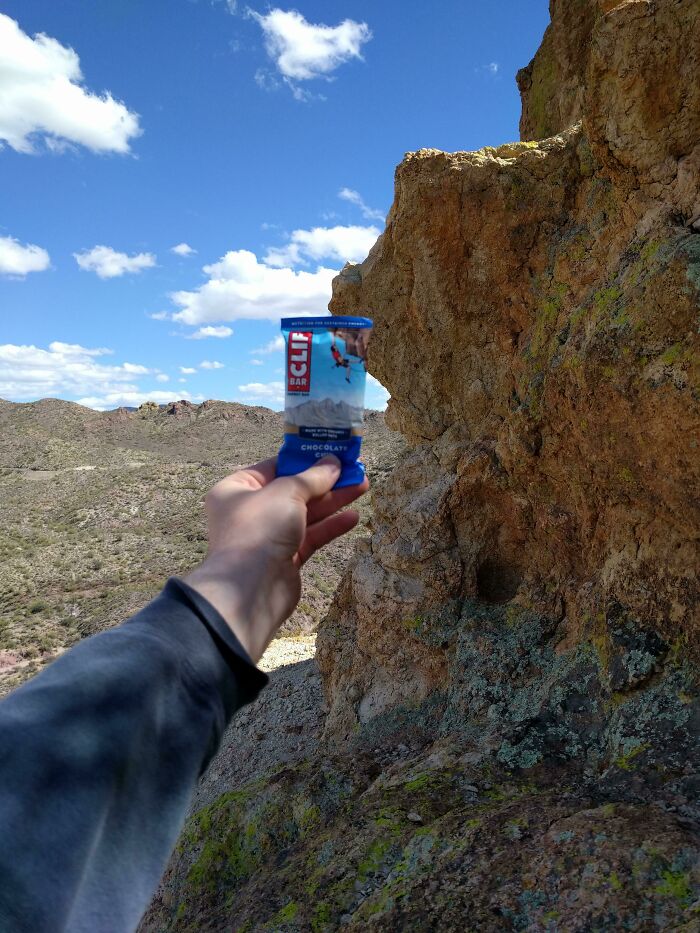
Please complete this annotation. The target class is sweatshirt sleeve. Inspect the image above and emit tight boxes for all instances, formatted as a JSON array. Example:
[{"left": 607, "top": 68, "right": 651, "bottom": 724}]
[{"left": 0, "top": 578, "right": 269, "bottom": 933}]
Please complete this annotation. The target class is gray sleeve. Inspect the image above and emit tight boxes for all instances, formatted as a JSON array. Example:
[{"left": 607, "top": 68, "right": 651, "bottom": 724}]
[{"left": 0, "top": 578, "right": 268, "bottom": 933}]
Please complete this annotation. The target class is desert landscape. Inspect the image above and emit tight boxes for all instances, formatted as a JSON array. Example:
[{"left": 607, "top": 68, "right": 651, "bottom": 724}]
[{"left": 0, "top": 397, "right": 403, "bottom": 696}]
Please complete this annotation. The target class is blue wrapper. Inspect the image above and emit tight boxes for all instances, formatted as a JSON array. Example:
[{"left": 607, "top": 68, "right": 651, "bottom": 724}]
[{"left": 277, "top": 316, "right": 373, "bottom": 489}]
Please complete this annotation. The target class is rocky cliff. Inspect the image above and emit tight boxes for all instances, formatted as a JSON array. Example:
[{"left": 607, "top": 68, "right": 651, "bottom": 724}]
[{"left": 144, "top": 2, "right": 700, "bottom": 929}]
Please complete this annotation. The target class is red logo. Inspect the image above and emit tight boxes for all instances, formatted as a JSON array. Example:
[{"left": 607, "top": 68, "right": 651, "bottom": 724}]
[{"left": 287, "top": 331, "right": 312, "bottom": 393}]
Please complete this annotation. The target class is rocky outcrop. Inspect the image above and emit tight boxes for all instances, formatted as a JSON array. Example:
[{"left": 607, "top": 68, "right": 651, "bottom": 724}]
[
  {"left": 322, "top": 0, "right": 700, "bottom": 731},
  {"left": 145, "top": 2, "right": 700, "bottom": 929},
  {"left": 517, "top": 0, "right": 599, "bottom": 141}
]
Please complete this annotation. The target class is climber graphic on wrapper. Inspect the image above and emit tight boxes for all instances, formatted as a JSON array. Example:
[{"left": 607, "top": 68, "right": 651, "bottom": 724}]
[
  {"left": 330, "top": 327, "right": 368, "bottom": 383},
  {"left": 278, "top": 316, "right": 373, "bottom": 489}
]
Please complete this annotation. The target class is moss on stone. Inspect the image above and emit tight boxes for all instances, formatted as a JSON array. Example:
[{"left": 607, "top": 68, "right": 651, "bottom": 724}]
[
  {"left": 655, "top": 869, "right": 693, "bottom": 906},
  {"left": 613, "top": 742, "right": 650, "bottom": 771}
]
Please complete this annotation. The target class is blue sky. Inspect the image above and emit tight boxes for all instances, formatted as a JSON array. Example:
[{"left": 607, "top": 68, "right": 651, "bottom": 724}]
[{"left": 0, "top": 0, "right": 549, "bottom": 411}]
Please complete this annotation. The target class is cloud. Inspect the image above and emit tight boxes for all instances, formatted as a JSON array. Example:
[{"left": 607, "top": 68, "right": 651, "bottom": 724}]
[
  {"left": 250, "top": 358, "right": 264, "bottom": 366},
  {"left": 488, "top": 62, "right": 500, "bottom": 74},
  {"left": 251, "top": 9, "right": 371, "bottom": 97},
  {"left": 168, "top": 224, "right": 379, "bottom": 331},
  {"left": 149, "top": 310, "right": 169, "bottom": 321},
  {"left": 263, "top": 224, "right": 379, "bottom": 268},
  {"left": 0, "top": 235, "right": 50, "bottom": 276},
  {"left": 155, "top": 373, "right": 169, "bottom": 382},
  {"left": 338, "top": 188, "right": 384, "bottom": 222},
  {"left": 76, "top": 389, "right": 199, "bottom": 411},
  {"left": 0, "top": 341, "right": 158, "bottom": 401},
  {"left": 252, "top": 335, "right": 285, "bottom": 355},
  {"left": 171, "top": 250, "right": 336, "bottom": 326},
  {"left": 254, "top": 68, "right": 280, "bottom": 92},
  {"left": 366, "top": 373, "right": 389, "bottom": 410},
  {"left": 186, "top": 325, "right": 234, "bottom": 339},
  {"left": 179, "top": 366, "right": 197, "bottom": 374},
  {"left": 199, "top": 360, "right": 224, "bottom": 369},
  {"left": 171, "top": 242, "right": 196, "bottom": 257},
  {"left": 0, "top": 13, "right": 141, "bottom": 154},
  {"left": 74, "top": 245, "right": 156, "bottom": 279},
  {"left": 237, "top": 380, "right": 285, "bottom": 405}
]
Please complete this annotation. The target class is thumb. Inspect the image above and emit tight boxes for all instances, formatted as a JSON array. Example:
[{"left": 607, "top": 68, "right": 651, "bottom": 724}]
[{"left": 279, "top": 455, "right": 342, "bottom": 504}]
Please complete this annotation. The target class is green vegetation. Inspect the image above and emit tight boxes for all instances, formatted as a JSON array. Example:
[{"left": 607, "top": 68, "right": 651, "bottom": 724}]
[{"left": 655, "top": 869, "right": 693, "bottom": 906}]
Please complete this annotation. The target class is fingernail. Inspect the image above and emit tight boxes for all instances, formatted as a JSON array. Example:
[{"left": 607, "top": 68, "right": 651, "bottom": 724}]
[{"left": 318, "top": 454, "right": 341, "bottom": 468}]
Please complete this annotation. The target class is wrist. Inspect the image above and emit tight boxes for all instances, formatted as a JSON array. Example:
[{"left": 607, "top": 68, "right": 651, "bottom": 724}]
[{"left": 183, "top": 558, "right": 260, "bottom": 662}]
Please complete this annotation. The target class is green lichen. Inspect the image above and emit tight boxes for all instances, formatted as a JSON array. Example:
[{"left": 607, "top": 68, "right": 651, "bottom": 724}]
[
  {"left": 403, "top": 772, "right": 434, "bottom": 792},
  {"left": 311, "top": 902, "right": 332, "bottom": 932},
  {"left": 614, "top": 742, "right": 650, "bottom": 772},
  {"left": 525, "top": 45, "right": 558, "bottom": 140},
  {"left": 272, "top": 900, "right": 299, "bottom": 924},
  {"left": 618, "top": 466, "right": 635, "bottom": 485},
  {"left": 655, "top": 869, "right": 693, "bottom": 906},
  {"left": 402, "top": 616, "right": 423, "bottom": 633},
  {"left": 660, "top": 344, "right": 682, "bottom": 365}
]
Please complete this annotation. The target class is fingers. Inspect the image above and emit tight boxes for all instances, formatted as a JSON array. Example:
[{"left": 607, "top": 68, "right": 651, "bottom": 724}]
[
  {"left": 306, "top": 476, "right": 369, "bottom": 525},
  {"left": 207, "top": 457, "right": 278, "bottom": 503},
  {"left": 296, "top": 509, "right": 360, "bottom": 566},
  {"left": 279, "top": 455, "right": 342, "bottom": 504},
  {"left": 232, "top": 457, "right": 278, "bottom": 489}
]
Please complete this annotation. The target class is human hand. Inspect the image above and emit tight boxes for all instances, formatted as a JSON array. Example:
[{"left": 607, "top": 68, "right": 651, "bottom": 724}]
[{"left": 184, "top": 456, "right": 369, "bottom": 663}]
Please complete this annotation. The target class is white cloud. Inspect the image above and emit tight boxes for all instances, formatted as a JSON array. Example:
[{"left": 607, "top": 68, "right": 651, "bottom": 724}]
[
  {"left": 338, "top": 188, "right": 384, "bottom": 222},
  {"left": 171, "top": 242, "right": 196, "bottom": 257},
  {"left": 76, "top": 389, "right": 197, "bottom": 411},
  {"left": 121, "top": 362, "right": 149, "bottom": 375},
  {"left": 252, "top": 335, "right": 285, "bottom": 355},
  {"left": 179, "top": 366, "right": 197, "bottom": 374},
  {"left": 200, "top": 360, "right": 224, "bottom": 369},
  {"left": 0, "top": 341, "right": 157, "bottom": 401},
  {"left": 0, "top": 234, "right": 50, "bottom": 276},
  {"left": 0, "top": 13, "right": 141, "bottom": 154},
  {"left": 155, "top": 373, "right": 169, "bottom": 383},
  {"left": 150, "top": 310, "right": 169, "bottom": 321},
  {"left": 171, "top": 250, "right": 335, "bottom": 326},
  {"left": 488, "top": 62, "right": 500, "bottom": 74},
  {"left": 74, "top": 245, "right": 156, "bottom": 279},
  {"left": 254, "top": 68, "right": 280, "bottom": 92},
  {"left": 237, "top": 381, "right": 285, "bottom": 406},
  {"left": 251, "top": 9, "right": 371, "bottom": 97},
  {"left": 264, "top": 224, "right": 379, "bottom": 268},
  {"left": 366, "top": 373, "right": 389, "bottom": 410},
  {"left": 178, "top": 378, "right": 187, "bottom": 384},
  {"left": 186, "top": 325, "right": 234, "bottom": 339},
  {"left": 169, "top": 221, "right": 380, "bottom": 330},
  {"left": 250, "top": 358, "right": 264, "bottom": 366}
]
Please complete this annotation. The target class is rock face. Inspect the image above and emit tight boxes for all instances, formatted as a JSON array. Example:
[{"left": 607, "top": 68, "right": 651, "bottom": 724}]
[
  {"left": 145, "top": 2, "right": 700, "bottom": 929},
  {"left": 323, "top": 0, "right": 700, "bottom": 730}
]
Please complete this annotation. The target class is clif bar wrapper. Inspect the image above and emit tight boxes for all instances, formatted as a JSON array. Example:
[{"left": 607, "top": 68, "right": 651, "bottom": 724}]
[{"left": 277, "top": 316, "right": 373, "bottom": 489}]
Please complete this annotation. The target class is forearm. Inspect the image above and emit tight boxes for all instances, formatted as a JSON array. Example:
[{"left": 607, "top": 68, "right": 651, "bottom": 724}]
[{"left": 0, "top": 579, "right": 268, "bottom": 933}]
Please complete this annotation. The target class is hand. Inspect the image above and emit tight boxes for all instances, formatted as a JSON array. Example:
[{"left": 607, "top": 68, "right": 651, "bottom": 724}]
[{"left": 184, "top": 455, "right": 369, "bottom": 663}]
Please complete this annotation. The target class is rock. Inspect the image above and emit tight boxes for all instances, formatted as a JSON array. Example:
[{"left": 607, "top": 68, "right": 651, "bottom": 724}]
[
  {"left": 321, "top": 0, "right": 700, "bottom": 743},
  {"left": 406, "top": 811, "right": 423, "bottom": 823}
]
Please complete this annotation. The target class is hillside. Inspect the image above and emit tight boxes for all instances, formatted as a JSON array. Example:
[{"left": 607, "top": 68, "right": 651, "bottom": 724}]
[
  {"left": 143, "top": 1, "right": 700, "bottom": 930},
  {"left": 0, "top": 397, "right": 404, "bottom": 695}
]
